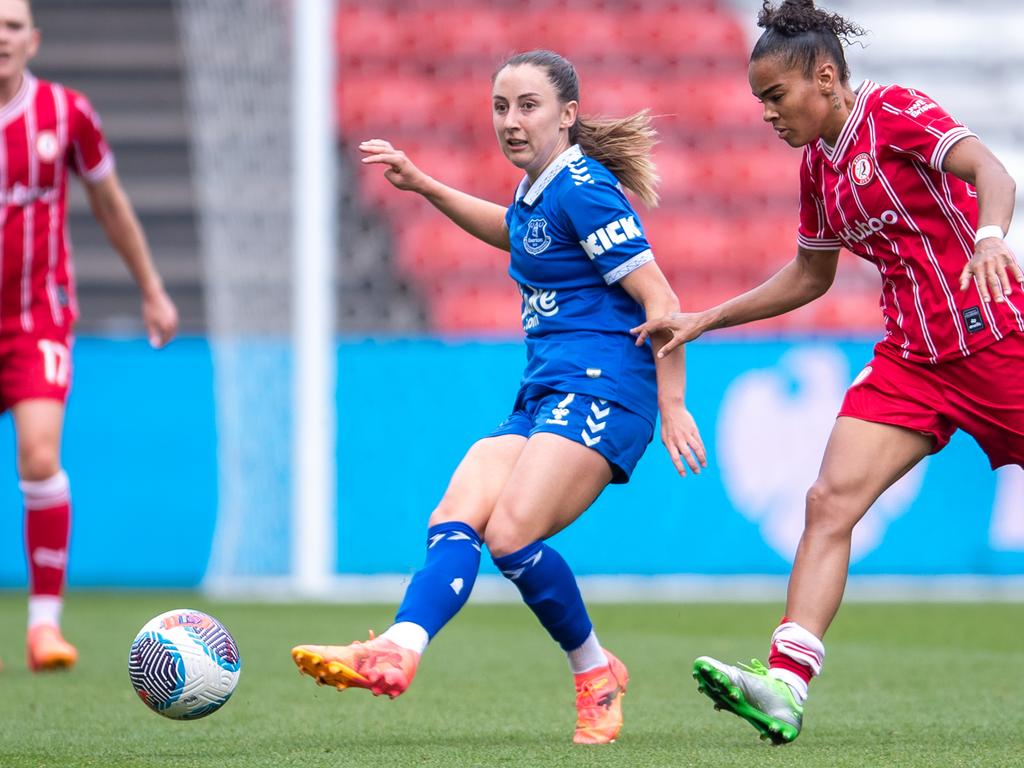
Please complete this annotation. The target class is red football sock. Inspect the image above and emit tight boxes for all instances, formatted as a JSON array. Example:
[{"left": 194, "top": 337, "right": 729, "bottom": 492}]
[
  {"left": 23, "top": 472, "right": 71, "bottom": 599},
  {"left": 768, "top": 615, "right": 817, "bottom": 685}
]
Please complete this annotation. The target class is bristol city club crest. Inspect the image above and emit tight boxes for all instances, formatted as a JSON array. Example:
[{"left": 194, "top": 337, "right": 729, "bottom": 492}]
[
  {"left": 850, "top": 152, "right": 875, "bottom": 186},
  {"left": 523, "top": 217, "right": 552, "bottom": 255},
  {"left": 35, "top": 131, "right": 60, "bottom": 163}
]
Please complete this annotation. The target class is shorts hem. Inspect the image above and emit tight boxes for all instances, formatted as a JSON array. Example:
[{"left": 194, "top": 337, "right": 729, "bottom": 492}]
[
  {"left": 987, "top": 455, "right": 1023, "bottom": 471},
  {"left": 524, "top": 423, "right": 634, "bottom": 484},
  {"left": 2, "top": 391, "right": 69, "bottom": 414},
  {"left": 836, "top": 410, "right": 945, "bottom": 454}
]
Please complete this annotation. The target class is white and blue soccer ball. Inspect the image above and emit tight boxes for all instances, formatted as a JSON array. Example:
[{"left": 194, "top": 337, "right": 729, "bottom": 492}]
[{"left": 128, "top": 608, "right": 241, "bottom": 720}]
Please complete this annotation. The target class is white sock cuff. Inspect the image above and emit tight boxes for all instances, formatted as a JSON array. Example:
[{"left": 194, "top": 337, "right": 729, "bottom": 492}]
[
  {"left": 567, "top": 630, "right": 606, "bottom": 674},
  {"left": 20, "top": 471, "right": 70, "bottom": 510},
  {"left": 771, "top": 621, "right": 825, "bottom": 676},
  {"left": 28, "top": 595, "right": 62, "bottom": 629},
  {"left": 380, "top": 622, "right": 429, "bottom": 655}
]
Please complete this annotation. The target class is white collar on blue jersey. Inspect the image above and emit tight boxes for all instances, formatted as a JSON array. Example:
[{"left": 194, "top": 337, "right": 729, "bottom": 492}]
[
  {"left": 820, "top": 80, "right": 880, "bottom": 163},
  {"left": 515, "top": 144, "right": 584, "bottom": 206}
]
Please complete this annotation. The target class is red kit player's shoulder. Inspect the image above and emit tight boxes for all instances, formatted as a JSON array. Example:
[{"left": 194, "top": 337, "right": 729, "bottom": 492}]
[
  {"left": 29, "top": 76, "right": 72, "bottom": 104},
  {"left": 24, "top": 77, "right": 97, "bottom": 123},
  {"left": 873, "top": 84, "right": 944, "bottom": 121},
  {"left": 63, "top": 86, "right": 99, "bottom": 120},
  {"left": 29, "top": 78, "right": 103, "bottom": 126}
]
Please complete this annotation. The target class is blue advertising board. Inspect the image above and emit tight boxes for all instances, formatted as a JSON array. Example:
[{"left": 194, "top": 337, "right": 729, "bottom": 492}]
[{"left": 0, "top": 337, "right": 1020, "bottom": 587}]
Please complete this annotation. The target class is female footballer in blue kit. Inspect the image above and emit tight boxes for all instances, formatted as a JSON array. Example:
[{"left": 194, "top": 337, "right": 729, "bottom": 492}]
[{"left": 290, "top": 50, "right": 705, "bottom": 744}]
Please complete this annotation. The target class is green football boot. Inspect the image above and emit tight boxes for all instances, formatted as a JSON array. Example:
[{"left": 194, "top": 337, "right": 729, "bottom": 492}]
[{"left": 692, "top": 656, "right": 803, "bottom": 745}]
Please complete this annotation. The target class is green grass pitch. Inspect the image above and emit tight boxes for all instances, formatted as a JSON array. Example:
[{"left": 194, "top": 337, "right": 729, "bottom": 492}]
[{"left": 0, "top": 593, "right": 1021, "bottom": 767}]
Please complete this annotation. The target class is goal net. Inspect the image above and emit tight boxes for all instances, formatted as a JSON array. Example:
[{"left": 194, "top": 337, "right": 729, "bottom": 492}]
[{"left": 175, "top": 0, "right": 334, "bottom": 595}]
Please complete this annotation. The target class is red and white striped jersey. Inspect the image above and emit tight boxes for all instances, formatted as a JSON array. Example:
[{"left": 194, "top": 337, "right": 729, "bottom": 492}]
[
  {"left": 0, "top": 72, "right": 114, "bottom": 335},
  {"left": 798, "top": 80, "right": 1024, "bottom": 364}
]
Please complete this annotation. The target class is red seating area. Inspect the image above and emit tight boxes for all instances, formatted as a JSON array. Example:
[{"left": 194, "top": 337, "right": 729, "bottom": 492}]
[{"left": 336, "top": 0, "right": 880, "bottom": 336}]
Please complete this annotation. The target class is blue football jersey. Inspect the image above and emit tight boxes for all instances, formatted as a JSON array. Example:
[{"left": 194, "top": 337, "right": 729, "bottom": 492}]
[{"left": 504, "top": 144, "right": 657, "bottom": 424}]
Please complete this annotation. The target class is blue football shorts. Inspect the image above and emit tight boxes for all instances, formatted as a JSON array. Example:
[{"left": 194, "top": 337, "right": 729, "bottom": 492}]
[{"left": 488, "top": 386, "right": 654, "bottom": 483}]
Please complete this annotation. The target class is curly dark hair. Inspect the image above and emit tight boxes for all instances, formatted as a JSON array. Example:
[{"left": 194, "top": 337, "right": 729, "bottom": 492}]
[{"left": 751, "top": 0, "right": 867, "bottom": 84}]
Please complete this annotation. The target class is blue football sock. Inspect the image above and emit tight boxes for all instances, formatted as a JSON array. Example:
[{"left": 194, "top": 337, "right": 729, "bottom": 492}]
[
  {"left": 394, "top": 521, "right": 482, "bottom": 639},
  {"left": 493, "top": 541, "right": 593, "bottom": 651}
]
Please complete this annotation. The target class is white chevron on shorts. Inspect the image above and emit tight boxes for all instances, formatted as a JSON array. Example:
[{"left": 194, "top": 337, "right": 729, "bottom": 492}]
[{"left": 582, "top": 399, "right": 610, "bottom": 447}]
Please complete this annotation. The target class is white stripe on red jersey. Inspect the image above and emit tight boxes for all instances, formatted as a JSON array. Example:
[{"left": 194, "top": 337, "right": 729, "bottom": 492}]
[
  {"left": 797, "top": 81, "right": 1024, "bottom": 364},
  {"left": 0, "top": 72, "right": 114, "bottom": 334}
]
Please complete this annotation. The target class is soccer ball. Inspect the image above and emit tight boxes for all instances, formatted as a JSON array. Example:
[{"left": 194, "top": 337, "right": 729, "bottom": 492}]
[{"left": 128, "top": 608, "right": 242, "bottom": 720}]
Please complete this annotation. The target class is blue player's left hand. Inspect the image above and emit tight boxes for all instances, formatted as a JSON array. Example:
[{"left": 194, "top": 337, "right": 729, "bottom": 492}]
[{"left": 660, "top": 403, "right": 706, "bottom": 476}]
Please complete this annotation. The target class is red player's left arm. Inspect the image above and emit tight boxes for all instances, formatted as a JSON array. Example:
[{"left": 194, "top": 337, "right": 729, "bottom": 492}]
[
  {"left": 944, "top": 137, "right": 1022, "bottom": 302},
  {"left": 84, "top": 171, "right": 179, "bottom": 347}
]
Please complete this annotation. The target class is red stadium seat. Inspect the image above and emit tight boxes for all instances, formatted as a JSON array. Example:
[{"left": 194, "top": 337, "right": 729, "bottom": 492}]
[
  {"left": 335, "top": 6, "right": 406, "bottom": 61},
  {"left": 395, "top": 216, "right": 509, "bottom": 283},
  {"left": 642, "top": 212, "right": 737, "bottom": 271},
  {"left": 337, "top": 4, "right": 749, "bottom": 68},
  {"left": 338, "top": 74, "right": 497, "bottom": 139},
  {"left": 507, "top": 9, "right": 629, "bottom": 61},
  {"left": 619, "top": 9, "right": 749, "bottom": 61},
  {"left": 655, "top": 144, "right": 800, "bottom": 203},
  {"left": 811, "top": 291, "right": 881, "bottom": 331},
  {"left": 426, "top": 281, "right": 524, "bottom": 335},
  {"left": 673, "top": 76, "right": 764, "bottom": 130},
  {"left": 337, "top": 75, "right": 440, "bottom": 133}
]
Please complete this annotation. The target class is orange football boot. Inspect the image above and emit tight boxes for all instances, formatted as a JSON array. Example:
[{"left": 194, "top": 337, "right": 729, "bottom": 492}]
[
  {"left": 27, "top": 624, "right": 78, "bottom": 672},
  {"left": 573, "top": 649, "right": 629, "bottom": 744},
  {"left": 291, "top": 632, "right": 419, "bottom": 699}
]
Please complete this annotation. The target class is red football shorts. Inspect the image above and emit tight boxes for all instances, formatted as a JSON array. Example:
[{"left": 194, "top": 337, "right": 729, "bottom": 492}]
[
  {"left": 0, "top": 329, "right": 74, "bottom": 413},
  {"left": 839, "top": 332, "right": 1024, "bottom": 469}
]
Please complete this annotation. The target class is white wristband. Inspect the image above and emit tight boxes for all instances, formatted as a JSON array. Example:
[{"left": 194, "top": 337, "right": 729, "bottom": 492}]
[{"left": 975, "top": 225, "right": 1005, "bottom": 244}]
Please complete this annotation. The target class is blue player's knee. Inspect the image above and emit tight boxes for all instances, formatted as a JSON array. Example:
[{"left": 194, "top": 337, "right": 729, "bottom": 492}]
[
  {"left": 484, "top": 525, "right": 534, "bottom": 559},
  {"left": 483, "top": 500, "right": 540, "bottom": 558},
  {"left": 428, "top": 493, "right": 495, "bottom": 534}
]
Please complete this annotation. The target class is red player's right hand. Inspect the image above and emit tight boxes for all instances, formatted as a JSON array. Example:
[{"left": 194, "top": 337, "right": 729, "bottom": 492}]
[
  {"left": 630, "top": 312, "right": 709, "bottom": 358},
  {"left": 359, "top": 139, "right": 430, "bottom": 194}
]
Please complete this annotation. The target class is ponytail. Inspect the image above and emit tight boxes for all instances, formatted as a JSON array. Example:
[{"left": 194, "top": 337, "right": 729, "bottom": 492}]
[{"left": 572, "top": 112, "right": 660, "bottom": 207}]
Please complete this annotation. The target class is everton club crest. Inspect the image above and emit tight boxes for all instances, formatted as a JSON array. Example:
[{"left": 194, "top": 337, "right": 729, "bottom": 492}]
[
  {"left": 850, "top": 152, "right": 875, "bottom": 186},
  {"left": 523, "top": 217, "right": 552, "bottom": 255}
]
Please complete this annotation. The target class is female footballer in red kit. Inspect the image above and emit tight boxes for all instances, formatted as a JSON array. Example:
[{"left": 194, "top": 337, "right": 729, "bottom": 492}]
[
  {"left": 633, "top": 0, "right": 1024, "bottom": 745},
  {"left": 0, "top": 0, "right": 178, "bottom": 671}
]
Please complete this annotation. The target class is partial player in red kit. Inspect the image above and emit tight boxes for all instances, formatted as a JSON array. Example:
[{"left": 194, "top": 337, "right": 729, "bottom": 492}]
[
  {"left": 0, "top": 0, "right": 177, "bottom": 671},
  {"left": 633, "top": 0, "right": 1023, "bottom": 744}
]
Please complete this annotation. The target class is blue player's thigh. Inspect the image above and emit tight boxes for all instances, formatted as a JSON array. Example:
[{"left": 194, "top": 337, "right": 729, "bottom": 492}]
[
  {"left": 428, "top": 434, "right": 528, "bottom": 534},
  {"left": 485, "top": 432, "right": 613, "bottom": 557},
  {"left": 527, "top": 392, "right": 652, "bottom": 483}
]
